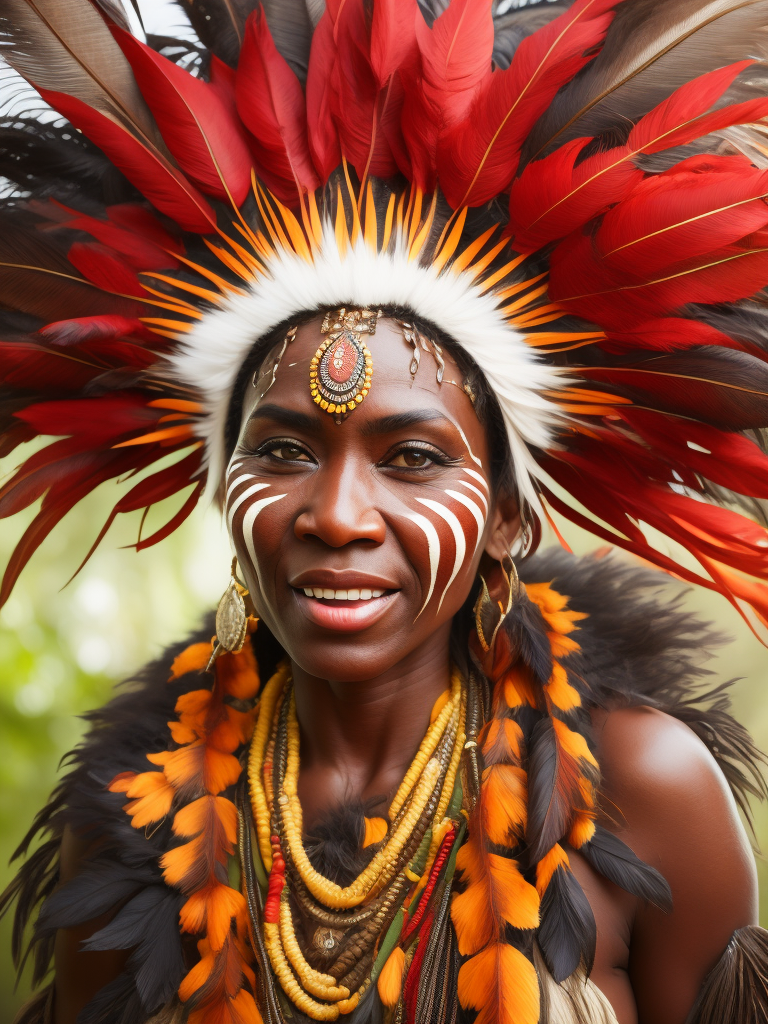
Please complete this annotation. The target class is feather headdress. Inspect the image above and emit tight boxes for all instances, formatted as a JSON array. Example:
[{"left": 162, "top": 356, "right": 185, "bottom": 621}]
[{"left": 2, "top": 0, "right": 768, "bottom": 636}]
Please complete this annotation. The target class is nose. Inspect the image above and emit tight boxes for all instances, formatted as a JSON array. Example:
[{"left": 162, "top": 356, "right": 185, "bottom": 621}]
[{"left": 293, "top": 461, "right": 386, "bottom": 548}]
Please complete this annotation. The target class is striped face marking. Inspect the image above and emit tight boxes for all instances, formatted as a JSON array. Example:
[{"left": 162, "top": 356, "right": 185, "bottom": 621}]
[
  {"left": 225, "top": 462, "right": 286, "bottom": 584},
  {"left": 408, "top": 429, "right": 490, "bottom": 617}
]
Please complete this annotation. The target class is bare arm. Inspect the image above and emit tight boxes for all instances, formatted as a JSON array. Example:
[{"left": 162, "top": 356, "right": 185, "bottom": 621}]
[{"left": 593, "top": 706, "right": 758, "bottom": 1024}]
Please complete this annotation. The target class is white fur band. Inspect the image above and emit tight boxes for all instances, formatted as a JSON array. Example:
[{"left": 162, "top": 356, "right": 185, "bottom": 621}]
[{"left": 169, "top": 224, "right": 566, "bottom": 509}]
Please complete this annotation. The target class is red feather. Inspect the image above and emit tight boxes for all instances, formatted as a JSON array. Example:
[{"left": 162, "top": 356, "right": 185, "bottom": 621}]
[
  {"left": 619, "top": 408, "right": 768, "bottom": 498},
  {"left": 595, "top": 157, "right": 768, "bottom": 276},
  {"left": 401, "top": 0, "right": 493, "bottom": 191},
  {"left": 370, "top": 0, "right": 419, "bottom": 87},
  {"left": 306, "top": 7, "right": 341, "bottom": 182},
  {"left": 438, "top": 0, "right": 619, "bottom": 209},
  {"left": 550, "top": 226, "right": 768, "bottom": 330},
  {"left": 602, "top": 316, "right": 749, "bottom": 356},
  {"left": 236, "top": 10, "right": 319, "bottom": 205},
  {"left": 112, "top": 28, "right": 252, "bottom": 206},
  {"left": 509, "top": 60, "right": 768, "bottom": 252},
  {"left": 37, "top": 89, "right": 216, "bottom": 234},
  {"left": 67, "top": 242, "right": 145, "bottom": 296},
  {"left": 48, "top": 201, "right": 183, "bottom": 270},
  {"left": 326, "top": 0, "right": 405, "bottom": 181},
  {"left": 39, "top": 315, "right": 157, "bottom": 346}
]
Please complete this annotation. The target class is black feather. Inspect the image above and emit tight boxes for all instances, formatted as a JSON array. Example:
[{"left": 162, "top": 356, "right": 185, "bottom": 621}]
[
  {"left": 83, "top": 887, "right": 185, "bottom": 1010},
  {"left": 537, "top": 865, "right": 596, "bottom": 983},
  {"left": 502, "top": 591, "right": 552, "bottom": 688},
  {"left": 526, "top": 717, "right": 573, "bottom": 863},
  {"left": 580, "top": 825, "right": 673, "bottom": 912},
  {"left": 304, "top": 799, "right": 381, "bottom": 886},
  {"left": 173, "top": 0, "right": 257, "bottom": 67}
]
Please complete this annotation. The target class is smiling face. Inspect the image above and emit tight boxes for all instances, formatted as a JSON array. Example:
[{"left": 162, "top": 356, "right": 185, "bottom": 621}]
[{"left": 226, "top": 314, "right": 518, "bottom": 683}]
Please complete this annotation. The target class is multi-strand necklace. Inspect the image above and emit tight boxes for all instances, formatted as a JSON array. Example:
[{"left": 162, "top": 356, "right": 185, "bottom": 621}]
[{"left": 240, "top": 662, "right": 474, "bottom": 1022}]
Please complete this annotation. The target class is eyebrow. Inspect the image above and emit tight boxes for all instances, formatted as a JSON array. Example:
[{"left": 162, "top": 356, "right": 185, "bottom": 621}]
[
  {"left": 246, "top": 405, "right": 456, "bottom": 437},
  {"left": 359, "top": 409, "right": 452, "bottom": 436},
  {"left": 246, "top": 404, "right": 319, "bottom": 432}
]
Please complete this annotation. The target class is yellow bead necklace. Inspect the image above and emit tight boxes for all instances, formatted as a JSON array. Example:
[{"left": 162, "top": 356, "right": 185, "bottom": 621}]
[{"left": 245, "top": 662, "right": 467, "bottom": 1021}]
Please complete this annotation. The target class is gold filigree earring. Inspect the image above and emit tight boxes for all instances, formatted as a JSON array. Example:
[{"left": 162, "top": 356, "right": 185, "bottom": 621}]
[{"left": 207, "top": 557, "right": 252, "bottom": 671}]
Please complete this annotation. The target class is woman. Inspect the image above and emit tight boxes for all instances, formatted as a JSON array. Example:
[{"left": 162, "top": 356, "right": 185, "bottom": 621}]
[{"left": 3, "top": 0, "right": 768, "bottom": 1021}]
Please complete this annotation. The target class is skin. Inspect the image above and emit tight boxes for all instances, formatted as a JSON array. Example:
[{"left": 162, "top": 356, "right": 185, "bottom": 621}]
[{"left": 52, "top": 315, "right": 757, "bottom": 1024}]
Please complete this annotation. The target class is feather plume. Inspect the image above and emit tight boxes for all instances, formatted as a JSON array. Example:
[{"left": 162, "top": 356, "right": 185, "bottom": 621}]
[
  {"left": 401, "top": 0, "right": 494, "bottom": 191},
  {"left": 580, "top": 825, "right": 672, "bottom": 910},
  {"left": 0, "top": 0, "right": 217, "bottom": 231},
  {"left": 112, "top": 28, "right": 253, "bottom": 205},
  {"left": 524, "top": 0, "right": 768, "bottom": 161},
  {"left": 510, "top": 61, "right": 768, "bottom": 251},
  {"left": 235, "top": 10, "right": 319, "bottom": 204},
  {"left": 437, "top": 0, "right": 620, "bottom": 208},
  {"left": 537, "top": 864, "right": 596, "bottom": 982}
]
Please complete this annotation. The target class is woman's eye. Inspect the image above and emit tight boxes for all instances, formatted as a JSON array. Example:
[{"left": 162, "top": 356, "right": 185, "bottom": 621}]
[
  {"left": 269, "top": 444, "right": 310, "bottom": 462},
  {"left": 388, "top": 449, "right": 435, "bottom": 469}
]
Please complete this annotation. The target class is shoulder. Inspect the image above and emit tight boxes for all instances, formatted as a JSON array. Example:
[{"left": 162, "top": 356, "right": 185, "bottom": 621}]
[{"left": 591, "top": 705, "right": 755, "bottom": 875}]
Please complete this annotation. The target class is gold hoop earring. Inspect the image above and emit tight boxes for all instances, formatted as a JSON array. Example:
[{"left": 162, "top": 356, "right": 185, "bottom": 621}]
[{"left": 206, "top": 557, "right": 251, "bottom": 671}]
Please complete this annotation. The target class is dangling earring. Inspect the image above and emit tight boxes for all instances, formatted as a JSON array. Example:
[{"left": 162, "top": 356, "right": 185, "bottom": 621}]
[
  {"left": 206, "top": 557, "right": 252, "bottom": 671},
  {"left": 472, "top": 552, "right": 520, "bottom": 657}
]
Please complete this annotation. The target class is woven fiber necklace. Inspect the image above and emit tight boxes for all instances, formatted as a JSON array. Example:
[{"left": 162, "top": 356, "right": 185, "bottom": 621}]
[{"left": 239, "top": 661, "right": 480, "bottom": 1022}]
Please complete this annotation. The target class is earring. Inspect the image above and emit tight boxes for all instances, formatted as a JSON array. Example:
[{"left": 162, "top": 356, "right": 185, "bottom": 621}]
[
  {"left": 473, "top": 553, "right": 520, "bottom": 654},
  {"left": 206, "top": 557, "right": 252, "bottom": 672}
]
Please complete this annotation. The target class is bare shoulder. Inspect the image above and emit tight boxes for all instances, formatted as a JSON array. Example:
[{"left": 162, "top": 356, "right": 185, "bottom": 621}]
[
  {"left": 590, "top": 705, "right": 755, "bottom": 873},
  {"left": 589, "top": 706, "right": 758, "bottom": 1024}
]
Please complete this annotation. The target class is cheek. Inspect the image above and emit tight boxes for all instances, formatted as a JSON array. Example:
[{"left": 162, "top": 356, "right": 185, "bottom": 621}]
[
  {"left": 399, "top": 465, "right": 490, "bottom": 618},
  {"left": 225, "top": 464, "right": 287, "bottom": 588}
]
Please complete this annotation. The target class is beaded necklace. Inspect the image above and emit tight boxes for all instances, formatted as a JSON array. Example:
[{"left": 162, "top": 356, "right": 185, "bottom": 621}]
[{"left": 241, "top": 662, "right": 475, "bottom": 1022}]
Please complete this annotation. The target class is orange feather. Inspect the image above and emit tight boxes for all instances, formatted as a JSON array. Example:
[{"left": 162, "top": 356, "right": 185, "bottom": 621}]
[
  {"left": 481, "top": 764, "right": 527, "bottom": 845},
  {"left": 377, "top": 946, "right": 406, "bottom": 1007},
  {"left": 457, "top": 942, "right": 540, "bottom": 1024}
]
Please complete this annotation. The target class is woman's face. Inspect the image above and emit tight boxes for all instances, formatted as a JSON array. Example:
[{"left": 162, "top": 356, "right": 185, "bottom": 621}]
[{"left": 227, "top": 314, "right": 516, "bottom": 681}]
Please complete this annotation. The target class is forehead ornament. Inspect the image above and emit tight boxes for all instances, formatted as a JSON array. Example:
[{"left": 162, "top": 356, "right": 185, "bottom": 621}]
[{"left": 310, "top": 307, "right": 379, "bottom": 422}]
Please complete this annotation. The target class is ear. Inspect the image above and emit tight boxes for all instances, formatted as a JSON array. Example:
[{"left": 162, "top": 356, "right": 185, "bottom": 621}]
[{"left": 484, "top": 494, "right": 520, "bottom": 560}]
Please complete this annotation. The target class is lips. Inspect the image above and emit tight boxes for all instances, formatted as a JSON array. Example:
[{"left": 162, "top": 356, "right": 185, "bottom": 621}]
[{"left": 288, "top": 571, "right": 399, "bottom": 633}]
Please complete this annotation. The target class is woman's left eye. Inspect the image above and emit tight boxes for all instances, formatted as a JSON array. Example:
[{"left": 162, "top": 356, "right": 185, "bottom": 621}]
[
  {"left": 387, "top": 448, "right": 440, "bottom": 469},
  {"left": 268, "top": 444, "right": 311, "bottom": 462}
]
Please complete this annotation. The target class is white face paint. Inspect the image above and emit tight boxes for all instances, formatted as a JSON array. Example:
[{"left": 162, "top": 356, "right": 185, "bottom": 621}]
[
  {"left": 225, "top": 462, "right": 286, "bottom": 586},
  {"left": 407, "top": 430, "right": 490, "bottom": 617}
]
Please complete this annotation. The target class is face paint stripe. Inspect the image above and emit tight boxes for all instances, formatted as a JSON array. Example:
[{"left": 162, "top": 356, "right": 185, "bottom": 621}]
[
  {"left": 456, "top": 478, "right": 488, "bottom": 514},
  {"left": 463, "top": 467, "right": 489, "bottom": 494},
  {"left": 227, "top": 481, "right": 269, "bottom": 533},
  {"left": 408, "top": 512, "right": 441, "bottom": 620},
  {"left": 225, "top": 472, "right": 255, "bottom": 504},
  {"left": 415, "top": 497, "right": 466, "bottom": 612},
  {"left": 445, "top": 489, "right": 486, "bottom": 558},
  {"left": 228, "top": 461, "right": 244, "bottom": 474},
  {"left": 242, "top": 494, "right": 287, "bottom": 582},
  {"left": 455, "top": 424, "right": 483, "bottom": 469}
]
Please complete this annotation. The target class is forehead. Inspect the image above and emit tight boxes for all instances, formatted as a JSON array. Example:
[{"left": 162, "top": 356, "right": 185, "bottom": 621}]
[{"left": 239, "top": 314, "right": 484, "bottom": 439}]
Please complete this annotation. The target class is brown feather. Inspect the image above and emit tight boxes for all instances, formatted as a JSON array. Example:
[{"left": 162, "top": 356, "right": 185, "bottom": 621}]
[
  {"left": 523, "top": 0, "right": 768, "bottom": 163},
  {"left": 0, "top": 0, "right": 165, "bottom": 152}
]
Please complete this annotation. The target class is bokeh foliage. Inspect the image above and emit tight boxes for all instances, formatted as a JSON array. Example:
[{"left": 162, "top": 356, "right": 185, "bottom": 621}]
[{"left": 0, "top": 467, "right": 767, "bottom": 1018}]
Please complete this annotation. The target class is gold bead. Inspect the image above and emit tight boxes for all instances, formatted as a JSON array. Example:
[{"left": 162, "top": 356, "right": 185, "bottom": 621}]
[{"left": 320, "top": 399, "right": 329, "bottom": 410}]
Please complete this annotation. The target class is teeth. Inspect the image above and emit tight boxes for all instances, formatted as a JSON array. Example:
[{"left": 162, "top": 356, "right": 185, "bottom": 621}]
[{"left": 300, "top": 587, "right": 387, "bottom": 601}]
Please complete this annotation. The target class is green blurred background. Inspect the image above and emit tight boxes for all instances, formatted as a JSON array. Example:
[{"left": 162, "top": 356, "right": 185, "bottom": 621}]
[{"left": 1, "top": 457, "right": 767, "bottom": 1018}]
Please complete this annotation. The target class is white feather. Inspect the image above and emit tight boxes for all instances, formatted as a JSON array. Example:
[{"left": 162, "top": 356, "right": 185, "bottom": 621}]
[{"left": 168, "top": 222, "right": 566, "bottom": 512}]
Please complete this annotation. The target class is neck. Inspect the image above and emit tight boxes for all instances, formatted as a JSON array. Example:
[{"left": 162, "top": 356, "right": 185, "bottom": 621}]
[{"left": 291, "top": 623, "right": 454, "bottom": 825}]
